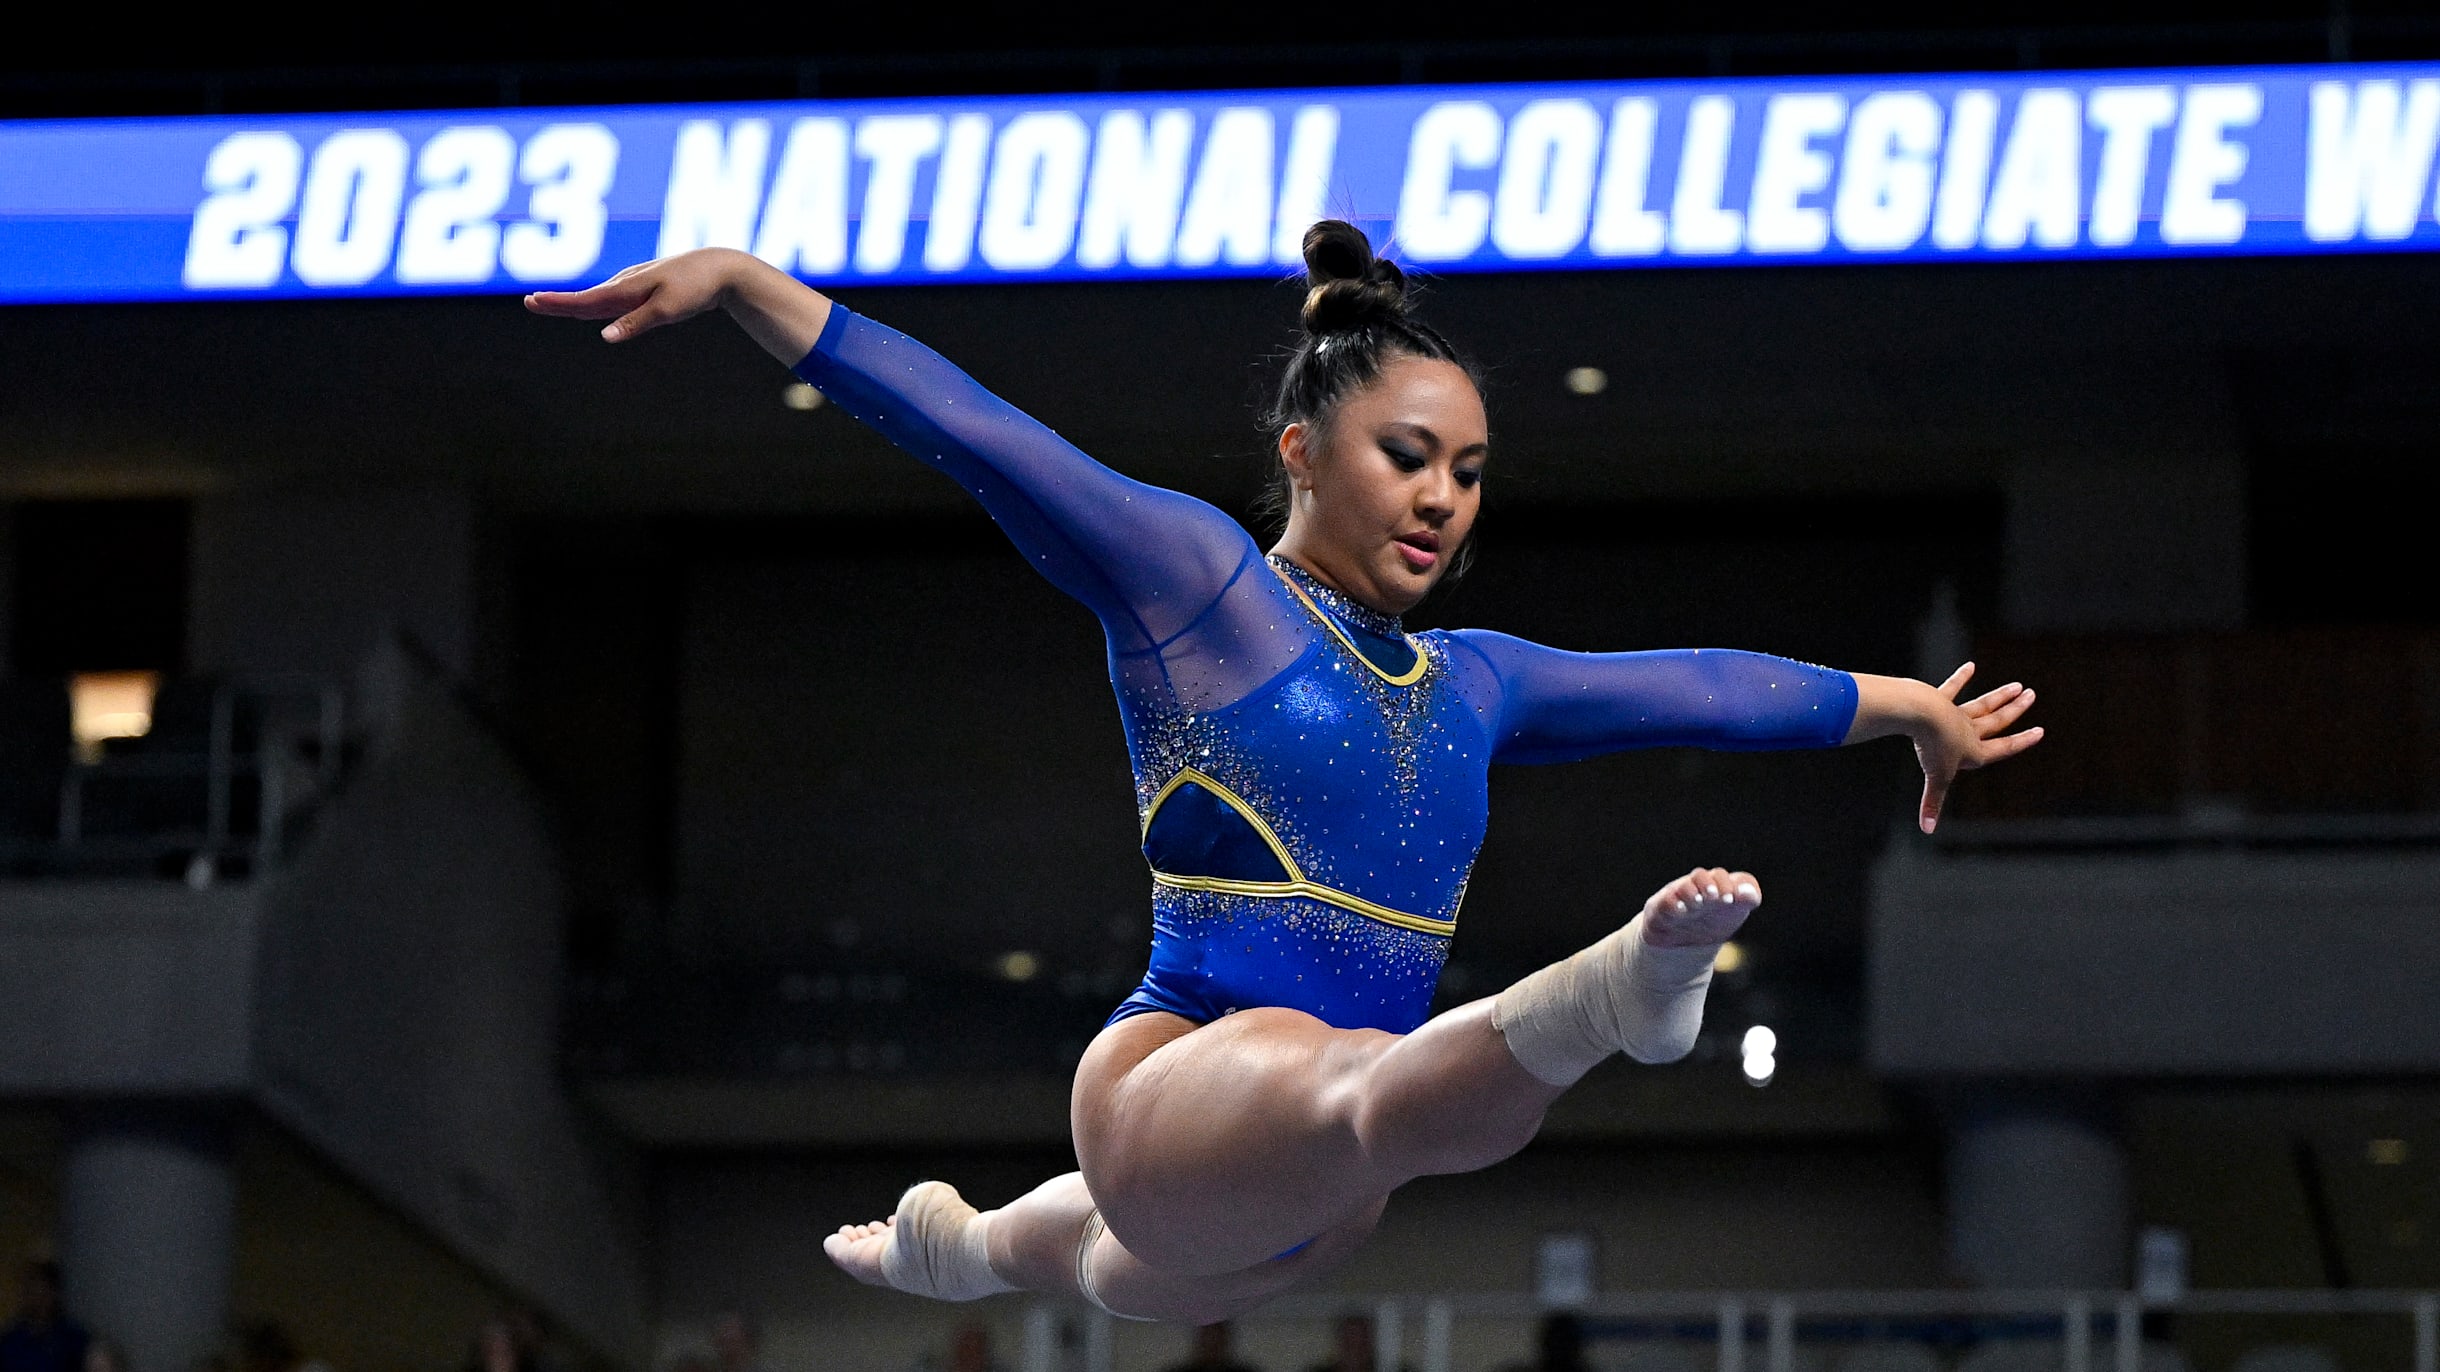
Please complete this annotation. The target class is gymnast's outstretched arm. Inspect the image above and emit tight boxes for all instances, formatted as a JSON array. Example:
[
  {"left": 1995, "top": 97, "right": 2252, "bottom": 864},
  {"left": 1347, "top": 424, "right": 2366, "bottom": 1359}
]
[
  {"left": 526, "top": 249, "right": 1257, "bottom": 651},
  {"left": 1447, "top": 630, "right": 2041, "bottom": 832}
]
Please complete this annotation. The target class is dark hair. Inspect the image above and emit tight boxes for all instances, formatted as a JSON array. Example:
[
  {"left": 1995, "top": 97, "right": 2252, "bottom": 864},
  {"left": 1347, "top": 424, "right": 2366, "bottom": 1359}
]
[{"left": 1260, "top": 221, "right": 1484, "bottom": 579}]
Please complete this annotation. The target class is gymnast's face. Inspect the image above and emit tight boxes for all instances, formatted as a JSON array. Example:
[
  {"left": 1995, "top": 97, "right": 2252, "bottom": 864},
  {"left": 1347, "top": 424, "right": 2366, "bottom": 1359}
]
[{"left": 1275, "top": 352, "right": 1487, "bottom": 616}]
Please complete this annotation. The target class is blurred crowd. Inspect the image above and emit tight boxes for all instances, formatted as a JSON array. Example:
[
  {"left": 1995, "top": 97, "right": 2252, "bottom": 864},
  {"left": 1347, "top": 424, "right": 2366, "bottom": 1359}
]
[
  {"left": 0, "top": 1262, "right": 110, "bottom": 1372},
  {"left": 0, "top": 1261, "right": 575, "bottom": 1372},
  {"left": 0, "top": 1259, "right": 1594, "bottom": 1372},
  {"left": 654, "top": 1309, "right": 1597, "bottom": 1372},
  {"left": 654, "top": 1308, "right": 1411, "bottom": 1372}
]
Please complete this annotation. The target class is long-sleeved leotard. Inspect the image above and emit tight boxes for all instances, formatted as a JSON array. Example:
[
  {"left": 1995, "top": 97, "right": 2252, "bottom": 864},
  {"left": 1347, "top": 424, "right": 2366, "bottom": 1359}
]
[{"left": 795, "top": 306, "right": 1860, "bottom": 1035}]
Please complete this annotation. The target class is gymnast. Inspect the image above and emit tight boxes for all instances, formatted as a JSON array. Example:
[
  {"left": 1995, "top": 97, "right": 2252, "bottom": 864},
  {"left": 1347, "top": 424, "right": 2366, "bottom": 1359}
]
[{"left": 527, "top": 221, "right": 2040, "bottom": 1323}]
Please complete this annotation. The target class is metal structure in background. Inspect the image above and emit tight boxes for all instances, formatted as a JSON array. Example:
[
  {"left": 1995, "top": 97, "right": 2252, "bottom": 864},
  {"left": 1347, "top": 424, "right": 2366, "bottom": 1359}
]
[
  {"left": 1014, "top": 1287, "right": 2440, "bottom": 1372},
  {"left": 11, "top": 18, "right": 2440, "bottom": 118},
  {"left": 52, "top": 678, "right": 346, "bottom": 879}
]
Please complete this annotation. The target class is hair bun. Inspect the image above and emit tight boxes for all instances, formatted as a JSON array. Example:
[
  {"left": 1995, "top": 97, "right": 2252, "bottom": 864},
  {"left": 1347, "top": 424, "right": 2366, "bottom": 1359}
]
[{"left": 1299, "top": 220, "right": 1410, "bottom": 336}]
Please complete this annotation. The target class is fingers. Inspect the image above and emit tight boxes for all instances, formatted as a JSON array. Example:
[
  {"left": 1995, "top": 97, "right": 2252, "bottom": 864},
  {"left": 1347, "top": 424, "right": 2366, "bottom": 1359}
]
[
  {"left": 1977, "top": 686, "right": 2035, "bottom": 733},
  {"left": 602, "top": 302, "right": 667, "bottom": 343},
  {"left": 523, "top": 257, "right": 676, "bottom": 322},
  {"left": 522, "top": 280, "right": 647, "bottom": 319},
  {"left": 527, "top": 288, "right": 677, "bottom": 343},
  {"left": 1969, "top": 725, "right": 2045, "bottom": 766},
  {"left": 1960, "top": 680, "right": 2025, "bottom": 719},
  {"left": 1937, "top": 661, "right": 1976, "bottom": 701},
  {"left": 1920, "top": 771, "right": 1950, "bottom": 834}
]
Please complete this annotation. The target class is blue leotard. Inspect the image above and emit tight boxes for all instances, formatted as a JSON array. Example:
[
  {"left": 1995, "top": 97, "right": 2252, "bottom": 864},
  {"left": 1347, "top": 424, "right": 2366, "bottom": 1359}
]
[{"left": 795, "top": 306, "right": 1860, "bottom": 1036}]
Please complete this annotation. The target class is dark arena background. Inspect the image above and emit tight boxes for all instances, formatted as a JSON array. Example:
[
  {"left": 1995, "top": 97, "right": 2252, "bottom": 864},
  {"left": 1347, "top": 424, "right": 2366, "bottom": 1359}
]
[{"left": 3, "top": 5, "right": 2439, "bottom": 1371}]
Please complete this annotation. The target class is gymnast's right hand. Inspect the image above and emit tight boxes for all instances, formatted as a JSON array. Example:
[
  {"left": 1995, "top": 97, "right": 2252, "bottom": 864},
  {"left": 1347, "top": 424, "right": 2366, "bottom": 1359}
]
[
  {"left": 522, "top": 247, "right": 750, "bottom": 341},
  {"left": 524, "top": 248, "right": 834, "bottom": 364}
]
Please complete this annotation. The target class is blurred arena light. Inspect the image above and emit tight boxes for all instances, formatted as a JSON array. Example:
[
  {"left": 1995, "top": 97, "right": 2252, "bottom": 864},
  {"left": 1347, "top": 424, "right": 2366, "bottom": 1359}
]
[
  {"left": 995, "top": 950, "right": 1041, "bottom": 982},
  {"left": 1741, "top": 1024, "right": 1777, "bottom": 1086},
  {"left": 1713, "top": 940, "right": 1746, "bottom": 974},
  {"left": 70, "top": 671, "right": 158, "bottom": 761},
  {"left": 1564, "top": 366, "right": 1608, "bottom": 396},
  {"left": 783, "top": 382, "right": 825, "bottom": 411}
]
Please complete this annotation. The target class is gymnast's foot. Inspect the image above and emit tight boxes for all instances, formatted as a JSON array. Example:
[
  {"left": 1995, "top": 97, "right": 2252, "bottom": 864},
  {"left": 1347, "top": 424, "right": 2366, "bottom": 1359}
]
[
  {"left": 823, "top": 1214, "right": 897, "bottom": 1287},
  {"left": 1492, "top": 865, "right": 1761, "bottom": 1083},
  {"left": 1638, "top": 865, "right": 1761, "bottom": 950},
  {"left": 823, "top": 1181, "right": 1015, "bottom": 1302}
]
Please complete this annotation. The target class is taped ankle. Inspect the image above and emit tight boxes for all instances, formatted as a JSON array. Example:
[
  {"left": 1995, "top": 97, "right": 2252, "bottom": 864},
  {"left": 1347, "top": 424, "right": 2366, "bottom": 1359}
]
[
  {"left": 1491, "top": 912, "right": 1721, "bottom": 1086},
  {"left": 881, "top": 1181, "right": 1015, "bottom": 1302}
]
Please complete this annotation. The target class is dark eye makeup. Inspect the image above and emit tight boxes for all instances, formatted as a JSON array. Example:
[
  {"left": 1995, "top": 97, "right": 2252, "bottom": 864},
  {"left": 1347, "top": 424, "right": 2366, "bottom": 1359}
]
[{"left": 1377, "top": 431, "right": 1486, "bottom": 489}]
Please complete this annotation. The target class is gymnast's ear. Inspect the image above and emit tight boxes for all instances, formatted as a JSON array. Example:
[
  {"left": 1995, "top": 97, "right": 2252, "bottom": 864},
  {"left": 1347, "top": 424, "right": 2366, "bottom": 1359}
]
[{"left": 1277, "top": 421, "right": 1322, "bottom": 490}]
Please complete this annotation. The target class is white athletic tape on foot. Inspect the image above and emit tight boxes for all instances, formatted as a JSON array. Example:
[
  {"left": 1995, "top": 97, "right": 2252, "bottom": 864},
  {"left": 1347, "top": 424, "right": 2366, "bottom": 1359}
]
[
  {"left": 882, "top": 1181, "right": 1016, "bottom": 1302},
  {"left": 1492, "top": 912, "right": 1720, "bottom": 1086}
]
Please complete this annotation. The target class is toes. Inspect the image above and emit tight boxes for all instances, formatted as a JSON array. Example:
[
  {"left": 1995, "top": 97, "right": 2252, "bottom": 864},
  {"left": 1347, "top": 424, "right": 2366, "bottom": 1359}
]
[{"left": 1681, "top": 868, "right": 1733, "bottom": 904}]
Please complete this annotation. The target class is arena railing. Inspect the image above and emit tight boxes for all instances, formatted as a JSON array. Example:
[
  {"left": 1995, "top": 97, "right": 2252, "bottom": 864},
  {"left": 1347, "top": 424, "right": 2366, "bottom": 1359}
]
[
  {"left": 50, "top": 676, "right": 346, "bottom": 881},
  {"left": 1009, "top": 1287, "right": 2440, "bottom": 1372}
]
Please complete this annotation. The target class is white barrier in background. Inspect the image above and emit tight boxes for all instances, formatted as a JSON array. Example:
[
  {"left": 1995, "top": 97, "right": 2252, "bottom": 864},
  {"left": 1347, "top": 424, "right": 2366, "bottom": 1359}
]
[{"left": 1021, "top": 1288, "right": 2440, "bottom": 1372}]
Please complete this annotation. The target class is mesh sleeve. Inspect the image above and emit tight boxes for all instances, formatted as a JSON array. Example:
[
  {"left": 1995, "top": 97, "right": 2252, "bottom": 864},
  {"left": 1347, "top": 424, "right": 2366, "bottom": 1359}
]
[
  {"left": 1445, "top": 629, "right": 1860, "bottom": 765},
  {"left": 793, "top": 305, "right": 1259, "bottom": 653}
]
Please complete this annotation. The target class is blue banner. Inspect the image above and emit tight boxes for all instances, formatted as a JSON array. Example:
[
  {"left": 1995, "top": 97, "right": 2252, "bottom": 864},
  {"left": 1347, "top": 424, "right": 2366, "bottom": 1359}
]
[{"left": 5, "top": 63, "right": 2440, "bottom": 302}]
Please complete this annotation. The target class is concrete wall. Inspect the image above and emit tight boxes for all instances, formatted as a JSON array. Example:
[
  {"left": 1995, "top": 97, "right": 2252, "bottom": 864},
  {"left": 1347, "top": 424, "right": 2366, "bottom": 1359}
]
[
  {"left": 251, "top": 640, "right": 651, "bottom": 1360},
  {"left": 231, "top": 1120, "right": 554, "bottom": 1372},
  {"left": 2001, "top": 447, "right": 2248, "bottom": 634},
  {"left": 0, "top": 881, "right": 255, "bottom": 1094},
  {"left": 1870, "top": 842, "right": 2440, "bottom": 1075},
  {"left": 0, "top": 645, "right": 653, "bottom": 1357},
  {"left": 189, "top": 487, "right": 494, "bottom": 685},
  {"left": 0, "top": 1106, "right": 560, "bottom": 1372},
  {"left": 0, "top": 503, "right": 14, "bottom": 678}
]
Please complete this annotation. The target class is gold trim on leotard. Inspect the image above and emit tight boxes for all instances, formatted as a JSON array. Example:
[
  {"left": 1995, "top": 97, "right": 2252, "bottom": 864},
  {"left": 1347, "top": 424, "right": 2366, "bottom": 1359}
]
[
  {"left": 1270, "top": 564, "right": 1431, "bottom": 687},
  {"left": 1141, "top": 767, "right": 1459, "bottom": 938}
]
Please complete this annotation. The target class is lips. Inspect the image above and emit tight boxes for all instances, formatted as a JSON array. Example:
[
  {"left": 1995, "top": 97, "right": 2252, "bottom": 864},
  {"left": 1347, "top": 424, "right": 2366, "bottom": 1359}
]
[{"left": 1394, "top": 531, "right": 1441, "bottom": 571}]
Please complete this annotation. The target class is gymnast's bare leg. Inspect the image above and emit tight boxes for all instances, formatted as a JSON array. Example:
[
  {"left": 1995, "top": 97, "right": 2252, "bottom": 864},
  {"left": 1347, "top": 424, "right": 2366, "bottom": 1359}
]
[{"left": 823, "top": 865, "right": 1758, "bottom": 1322}]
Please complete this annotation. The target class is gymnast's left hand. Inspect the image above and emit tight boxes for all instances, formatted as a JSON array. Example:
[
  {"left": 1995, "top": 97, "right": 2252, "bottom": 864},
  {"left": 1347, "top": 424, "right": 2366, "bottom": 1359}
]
[
  {"left": 1846, "top": 665, "right": 2042, "bottom": 834},
  {"left": 1901, "top": 663, "right": 2042, "bottom": 834}
]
